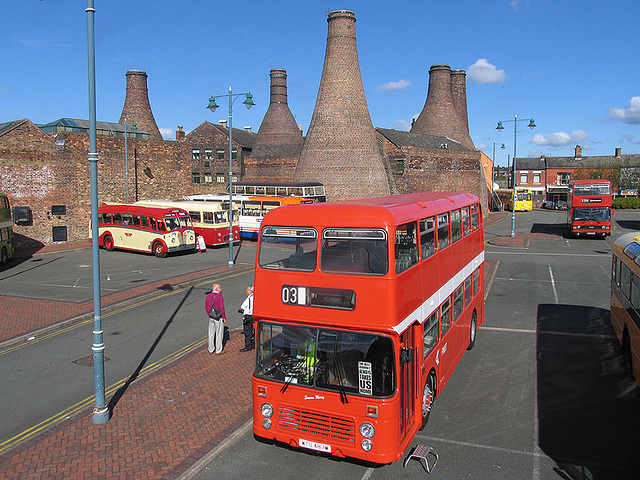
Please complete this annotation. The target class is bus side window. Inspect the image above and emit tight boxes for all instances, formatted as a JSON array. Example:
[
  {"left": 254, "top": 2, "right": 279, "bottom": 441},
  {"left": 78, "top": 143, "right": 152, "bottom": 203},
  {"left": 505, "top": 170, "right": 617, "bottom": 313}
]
[
  {"left": 395, "top": 221, "right": 418, "bottom": 274},
  {"left": 122, "top": 214, "right": 132, "bottom": 225},
  {"left": 621, "top": 263, "right": 632, "bottom": 299},
  {"left": 101, "top": 213, "right": 111, "bottom": 224},
  {"left": 149, "top": 218, "right": 157, "bottom": 231},
  {"left": 632, "top": 274, "right": 640, "bottom": 312},
  {"left": 451, "top": 209, "right": 461, "bottom": 243},
  {"left": 473, "top": 268, "right": 480, "bottom": 297},
  {"left": 462, "top": 207, "right": 471, "bottom": 236},
  {"left": 113, "top": 213, "right": 122, "bottom": 225},
  {"left": 215, "top": 212, "right": 224, "bottom": 223},
  {"left": 453, "top": 285, "right": 463, "bottom": 320},
  {"left": 423, "top": 311, "right": 439, "bottom": 358},
  {"left": 419, "top": 216, "right": 436, "bottom": 260},
  {"left": 464, "top": 275, "right": 472, "bottom": 307},
  {"left": 141, "top": 216, "right": 149, "bottom": 229},
  {"left": 189, "top": 211, "right": 201, "bottom": 223},
  {"left": 157, "top": 220, "right": 167, "bottom": 232},
  {"left": 132, "top": 215, "right": 141, "bottom": 227},
  {"left": 471, "top": 204, "right": 480, "bottom": 230},
  {"left": 441, "top": 297, "right": 452, "bottom": 335},
  {"left": 437, "top": 213, "right": 450, "bottom": 250},
  {"left": 203, "top": 212, "right": 214, "bottom": 224}
]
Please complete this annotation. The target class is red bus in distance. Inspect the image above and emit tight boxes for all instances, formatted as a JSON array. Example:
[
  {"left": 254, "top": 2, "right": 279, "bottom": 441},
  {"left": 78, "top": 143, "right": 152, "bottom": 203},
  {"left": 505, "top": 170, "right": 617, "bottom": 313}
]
[
  {"left": 568, "top": 179, "right": 613, "bottom": 237},
  {"left": 251, "top": 192, "right": 485, "bottom": 464}
]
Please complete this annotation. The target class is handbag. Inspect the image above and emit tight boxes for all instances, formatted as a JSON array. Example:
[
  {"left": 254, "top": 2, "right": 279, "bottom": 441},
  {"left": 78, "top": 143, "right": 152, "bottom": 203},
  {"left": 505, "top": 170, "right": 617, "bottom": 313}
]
[{"left": 209, "top": 293, "right": 222, "bottom": 319}]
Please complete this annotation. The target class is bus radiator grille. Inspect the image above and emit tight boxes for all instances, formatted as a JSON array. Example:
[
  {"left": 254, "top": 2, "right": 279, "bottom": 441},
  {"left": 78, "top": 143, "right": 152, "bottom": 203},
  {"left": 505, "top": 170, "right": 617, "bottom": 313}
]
[{"left": 278, "top": 406, "right": 355, "bottom": 442}]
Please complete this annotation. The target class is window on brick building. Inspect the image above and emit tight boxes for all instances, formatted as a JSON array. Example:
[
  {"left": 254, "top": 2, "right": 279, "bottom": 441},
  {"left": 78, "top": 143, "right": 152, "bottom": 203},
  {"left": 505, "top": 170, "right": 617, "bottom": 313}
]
[
  {"left": 231, "top": 149, "right": 238, "bottom": 161},
  {"left": 192, "top": 172, "right": 201, "bottom": 184},
  {"left": 51, "top": 205, "right": 66, "bottom": 216},
  {"left": 216, "top": 149, "right": 225, "bottom": 160},
  {"left": 520, "top": 172, "right": 528, "bottom": 184},
  {"left": 533, "top": 173, "right": 541, "bottom": 184},
  {"left": 204, "top": 174, "right": 213, "bottom": 183},
  {"left": 558, "top": 172, "right": 571, "bottom": 185},
  {"left": 396, "top": 158, "right": 405, "bottom": 175},
  {"left": 204, "top": 149, "right": 213, "bottom": 160},
  {"left": 192, "top": 149, "right": 200, "bottom": 161},
  {"left": 216, "top": 173, "right": 225, "bottom": 184},
  {"left": 52, "top": 226, "right": 67, "bottom": 242}
]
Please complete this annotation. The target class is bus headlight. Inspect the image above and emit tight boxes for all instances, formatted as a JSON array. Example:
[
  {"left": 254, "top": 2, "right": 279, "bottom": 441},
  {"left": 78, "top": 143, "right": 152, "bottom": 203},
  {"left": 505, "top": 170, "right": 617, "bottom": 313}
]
[
  {"left": 261, "top": 402, "right": 274, "bottom": 418},
  {"left": 361, "top": 439, "right": 373, "bottom": 452},
  {"left": 359, "top": 422, "right": 375, "bottom": 438},
  {"left": 262, "top": 418, "right": 272, "bottom": 430}
]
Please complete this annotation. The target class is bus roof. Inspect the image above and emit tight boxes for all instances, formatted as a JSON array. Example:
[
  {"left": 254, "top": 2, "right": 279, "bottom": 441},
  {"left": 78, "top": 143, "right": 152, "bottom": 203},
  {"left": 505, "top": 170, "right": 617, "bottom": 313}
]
[
  {"left": 261, "top": 192, "right": 479, "bottom": 228},
  {"left": 99, "top": 202, "right": 190, "bottom": 217},
  {"left": 135, "top": 199, "right": 233, "bottom": 210},
  {"left": 233, "top": 181, "right": 324, "bottom": 188}
]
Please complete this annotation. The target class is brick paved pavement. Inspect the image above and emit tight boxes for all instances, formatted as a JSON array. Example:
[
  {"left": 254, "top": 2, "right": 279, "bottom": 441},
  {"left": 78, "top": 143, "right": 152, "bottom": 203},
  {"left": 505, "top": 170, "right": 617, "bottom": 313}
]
[{"left": 0, "top": 213, "right": 508, "bottom": 480}]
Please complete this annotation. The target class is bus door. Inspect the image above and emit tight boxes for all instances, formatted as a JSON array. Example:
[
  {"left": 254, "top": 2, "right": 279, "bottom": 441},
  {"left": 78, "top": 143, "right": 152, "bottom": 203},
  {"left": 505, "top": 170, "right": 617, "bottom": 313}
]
[{"left": 399, "top": 326, "right": 417, "bottom": 436}]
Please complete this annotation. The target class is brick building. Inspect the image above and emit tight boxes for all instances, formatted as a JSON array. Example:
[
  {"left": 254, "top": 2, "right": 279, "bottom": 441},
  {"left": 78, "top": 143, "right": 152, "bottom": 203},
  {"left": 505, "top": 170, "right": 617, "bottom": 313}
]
[{"left": 515, "top": 146, "right": 640, "bottom": 208}]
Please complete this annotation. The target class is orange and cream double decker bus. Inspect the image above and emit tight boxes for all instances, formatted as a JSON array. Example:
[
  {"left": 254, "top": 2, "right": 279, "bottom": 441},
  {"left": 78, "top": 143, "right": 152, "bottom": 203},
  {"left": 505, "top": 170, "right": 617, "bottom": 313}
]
[
  {"left": 135, "top": 199, "right": 239, "bottom": 247},
  {"left": 252, "top": 192, "right": 485, "bottom": 464},
  {"left": 91, "top": 203, "right": 196, "bottom": 257},
  {"left": 611, "top": 232, "right": 640, "bottom": 387},
  {"left": 187, "top": 194, "right": 313, "bottom": 240}
]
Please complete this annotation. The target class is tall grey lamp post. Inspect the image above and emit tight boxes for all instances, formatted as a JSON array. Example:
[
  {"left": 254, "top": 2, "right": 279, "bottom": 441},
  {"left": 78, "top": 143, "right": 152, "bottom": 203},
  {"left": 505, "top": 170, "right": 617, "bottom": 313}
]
[
  {"left": 86, "top": 0, "right": 109, "bottom": 424},
  {"left": 207, "top": 87, "right": 255, "bottom": 268},
  {"left": 491, "top": 141, "right": 505, "bottom": 209},
  {"left": 496, "top": 115, "right": 536, "bottom": 237}
]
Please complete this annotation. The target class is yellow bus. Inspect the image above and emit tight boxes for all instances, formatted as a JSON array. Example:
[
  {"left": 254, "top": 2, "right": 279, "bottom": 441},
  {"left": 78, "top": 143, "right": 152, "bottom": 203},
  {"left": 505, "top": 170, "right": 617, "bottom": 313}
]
[
  {"left": 611, "top": 232, "right": 640, "bottom": 387},
  {"left": 496, "top": 188, "right": 533, "bottom": 212}
]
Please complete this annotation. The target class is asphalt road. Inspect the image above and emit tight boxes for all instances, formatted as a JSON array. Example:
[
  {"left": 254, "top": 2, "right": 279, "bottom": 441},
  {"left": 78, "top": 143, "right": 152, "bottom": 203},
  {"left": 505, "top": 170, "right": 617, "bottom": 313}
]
[
  {"left": 0, "top": 242, "right": 258, "bottom": 446},
  {"left": 191, "top": 209, "right": 640, "bottom": 480}
]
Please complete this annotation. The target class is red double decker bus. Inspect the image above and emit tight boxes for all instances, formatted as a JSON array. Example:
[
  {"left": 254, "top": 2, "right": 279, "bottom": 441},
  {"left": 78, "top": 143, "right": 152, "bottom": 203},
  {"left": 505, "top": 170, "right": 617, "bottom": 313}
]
[
  {"left": 252, "top": 192, "right": 485, "bottom": 464},
  {"left": 567, "top": 179, "right": 613, "bottom": 237}
]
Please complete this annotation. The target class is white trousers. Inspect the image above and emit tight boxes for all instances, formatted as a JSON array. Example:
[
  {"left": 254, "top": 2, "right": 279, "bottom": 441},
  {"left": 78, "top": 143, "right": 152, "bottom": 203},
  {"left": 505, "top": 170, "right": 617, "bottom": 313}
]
[{"left": 208, "top": 317, "right": 224, "bottom": 354}]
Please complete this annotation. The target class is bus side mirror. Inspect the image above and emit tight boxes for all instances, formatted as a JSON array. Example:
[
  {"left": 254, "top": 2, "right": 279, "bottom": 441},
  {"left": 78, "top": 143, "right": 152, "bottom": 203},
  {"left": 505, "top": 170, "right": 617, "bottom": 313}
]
[{"left": 400, "top": 347, "right": 413, "bottom": 364}]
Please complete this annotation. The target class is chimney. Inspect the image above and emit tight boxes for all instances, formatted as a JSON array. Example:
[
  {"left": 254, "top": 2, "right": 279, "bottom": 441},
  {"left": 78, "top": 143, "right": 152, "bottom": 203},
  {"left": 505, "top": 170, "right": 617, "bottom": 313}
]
[
  {"left": 244, "top": 126, "right": 252, "bottom": 133},
  {"left": 411, "top": 64, "right": 474, "bottom": 149},
  {"left": 615, "top": 147, "right": 622, "bottom": 158},
  {"left": 575, "top": 145, "right": 582, "bottom": 159},
  {"left": 176, "top": 126, "right": 185, "bottom": 142},
  {"left": 293, "top": 10, "right": 390, "bottom": 200},
  {"left": 119, "top": 70, "right": 163, "bottom": 141},
  {"left": 254, "top": 69, "right": 303, "bottom": 145},
  {"left": 219, "top": 120, "right": 227, "bottom": 128},
  {"left": 450, "top": 69, "right": 475, "bottom": 149}
]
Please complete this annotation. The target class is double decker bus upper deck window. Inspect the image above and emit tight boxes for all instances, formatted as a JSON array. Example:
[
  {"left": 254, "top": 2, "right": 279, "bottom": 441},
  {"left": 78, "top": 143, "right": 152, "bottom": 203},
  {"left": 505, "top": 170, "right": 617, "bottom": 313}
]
[
  {"left": 574, "top": 184, "right": 611, "bottom": 196},
  {"left": 321, "top": 228, "right": 388, "bottom": 275},
  {"left": 420, "top": 216, "right": 436, "bottom": 259},
  {"left": 255, "top": 323, "right": 395, "bottom": 397},
  {"left": 471, "top": 204, "right": 480, "bottom": 229},
  {"left": 395, "top": 222, "right": 418, "bottom": 274},
  {"left": 259, "top": 227, "right": 318, "bottom": 271},
  {"left": 438, "top": 213, "right": 450, "bottom": 250},
  {"left": 451, "top": 209, "right": 462, "bottom": 243}
]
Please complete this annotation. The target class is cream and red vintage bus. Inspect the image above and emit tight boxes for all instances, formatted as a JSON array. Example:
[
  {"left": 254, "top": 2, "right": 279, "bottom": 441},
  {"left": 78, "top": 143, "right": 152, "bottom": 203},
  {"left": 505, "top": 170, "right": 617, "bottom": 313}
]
[
  {"left": 251, "top": 192, "right": 485, "bottom": 464},
  {"left": 611, "top": 232, "right": 640, "bottom": 387},
  {"left": 135, "top": 199, "right": 239, "bottom": 247},
  {"left": 91, "top": 203, "right": 196, "bottom": 257},
  {"left": 230, "top": 181, "right": 326, "bottom": 203},
  {"left": 187, "top": 194, "right": 313, "bottom": 240}
]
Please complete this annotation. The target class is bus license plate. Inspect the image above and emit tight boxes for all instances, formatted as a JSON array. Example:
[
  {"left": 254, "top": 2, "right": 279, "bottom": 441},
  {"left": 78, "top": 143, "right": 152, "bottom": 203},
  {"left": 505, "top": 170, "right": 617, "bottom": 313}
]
[{"left": 299, "top": 438, "right": 331, "bottom": 453}]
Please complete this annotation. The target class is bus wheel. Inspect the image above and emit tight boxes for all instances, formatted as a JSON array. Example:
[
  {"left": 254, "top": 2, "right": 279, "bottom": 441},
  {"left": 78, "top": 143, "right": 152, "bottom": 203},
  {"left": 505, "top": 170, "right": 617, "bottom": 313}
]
[
  {"left": 104, "top": 235, "right": 114, "bottom": 252},
  {"left": 420, "top": 373, "right": 436, "bottom": 430},
  {"left": 153, "top": 241, "right": 166, "bottom": 258},
  {"left": 0, "top": 247, "right": 7, "bottom": 265},
  {"left": 467, "top": 311, "right": 477, "bottom": 350}
]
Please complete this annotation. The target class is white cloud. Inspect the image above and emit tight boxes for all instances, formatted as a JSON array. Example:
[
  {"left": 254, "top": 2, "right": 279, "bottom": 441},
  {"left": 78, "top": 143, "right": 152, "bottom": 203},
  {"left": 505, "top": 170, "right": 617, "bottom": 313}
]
[
  {"left": 393, "top": 119, "right": 412, "bottom": 131},
  {"left": 467, "top": 59, "right": 506, "bottom": 84},
  {"left": 609, "top": 97, "right": 640, "bottom": 124},
  {"left": 530, "top": 130, "right": 588, "bottom": 147},
  {"left": 376, "top": 79, "right": 412, "bottom": 92}
]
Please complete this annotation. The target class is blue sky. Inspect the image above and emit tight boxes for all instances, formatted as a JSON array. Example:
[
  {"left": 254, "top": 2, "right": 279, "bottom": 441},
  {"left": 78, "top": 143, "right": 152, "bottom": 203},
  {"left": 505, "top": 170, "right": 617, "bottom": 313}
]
[{"left": 1, "top": 1, "right": 639, "bottom": 166}]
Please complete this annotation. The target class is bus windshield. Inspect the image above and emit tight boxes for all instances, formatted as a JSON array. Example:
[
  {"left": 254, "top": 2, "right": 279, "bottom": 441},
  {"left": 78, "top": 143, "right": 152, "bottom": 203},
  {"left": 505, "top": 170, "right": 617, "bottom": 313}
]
[
  {"left": 256, "top": 323, "right": 395, "bottom": 398},
  {"left": 258, "top": 227, "right": 318, "bottom": 271},
  {"left": 574, "top": 184, "right": 610, "bottom": 196},
  {"left": 164, "top": 216, "right": 192, "bottom": 231},
  {"left": 573, "top": 208, "right": 611, "bottom": 221},
  {"left": 321, "top": 228, "right": 388, "bottom": 275}
]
